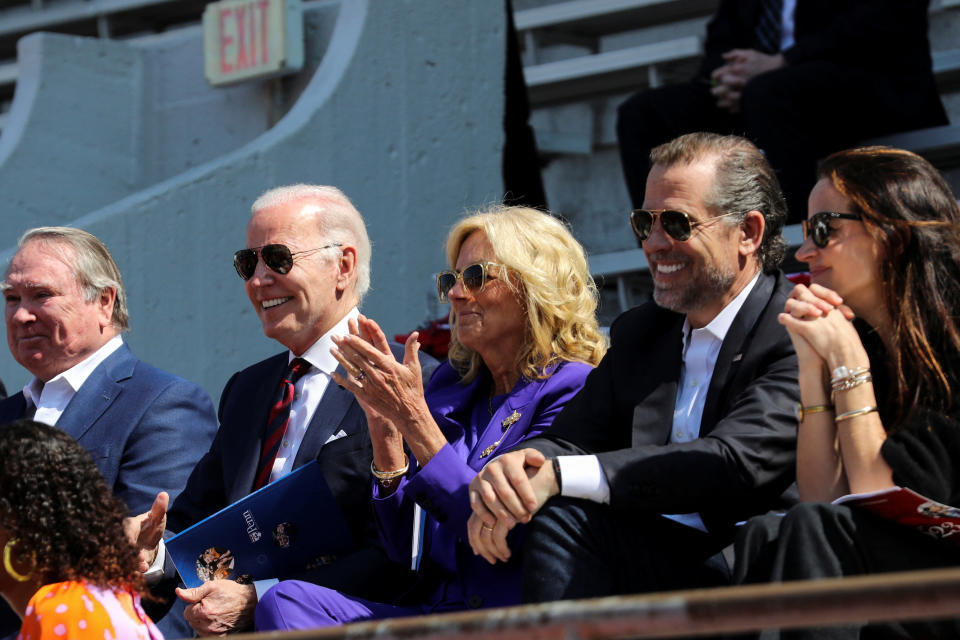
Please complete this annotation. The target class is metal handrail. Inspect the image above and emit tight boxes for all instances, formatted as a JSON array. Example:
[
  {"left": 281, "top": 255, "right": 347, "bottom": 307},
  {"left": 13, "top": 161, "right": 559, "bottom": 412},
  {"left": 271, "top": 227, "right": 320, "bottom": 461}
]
[{"left": 233, "top": 566, "right": 960, "bottom": 639}]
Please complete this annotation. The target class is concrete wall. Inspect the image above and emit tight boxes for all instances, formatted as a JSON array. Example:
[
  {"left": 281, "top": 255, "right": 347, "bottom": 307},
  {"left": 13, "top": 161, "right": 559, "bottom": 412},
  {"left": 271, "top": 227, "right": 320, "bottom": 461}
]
[{"left": 0, "top": 0, "right": 506, "bottom": 399}]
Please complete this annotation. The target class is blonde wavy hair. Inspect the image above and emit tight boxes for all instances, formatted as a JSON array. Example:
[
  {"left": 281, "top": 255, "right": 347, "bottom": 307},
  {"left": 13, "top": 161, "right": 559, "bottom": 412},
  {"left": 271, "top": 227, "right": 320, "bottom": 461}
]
[{"left": 445, "top": 205, "right": 606, "bottom": 383}]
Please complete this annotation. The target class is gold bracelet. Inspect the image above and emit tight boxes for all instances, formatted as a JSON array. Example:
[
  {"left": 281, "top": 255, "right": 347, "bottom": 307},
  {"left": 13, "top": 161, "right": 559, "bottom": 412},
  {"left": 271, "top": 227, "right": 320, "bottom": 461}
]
[
  {"left": 371, "top": 453, "right": 409, "bottom": 480},
  {"left": 795, "top": 403, "right": 833, "bottom": 422},
  {"left": 835, "top": 406, "right": 877, "bottom": 422}
]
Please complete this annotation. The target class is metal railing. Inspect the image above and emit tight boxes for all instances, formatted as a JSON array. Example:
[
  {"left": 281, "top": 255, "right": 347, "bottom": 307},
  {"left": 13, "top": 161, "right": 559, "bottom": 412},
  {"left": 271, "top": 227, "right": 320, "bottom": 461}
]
[{"left": 231, "top": 566, "right": 960, "bottom": 640}]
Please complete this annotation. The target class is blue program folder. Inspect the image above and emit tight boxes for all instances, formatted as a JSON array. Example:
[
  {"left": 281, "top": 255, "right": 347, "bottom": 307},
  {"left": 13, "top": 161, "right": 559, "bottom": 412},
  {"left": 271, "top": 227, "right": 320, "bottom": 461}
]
[{"left": 166, "top": 460, "right": 354, "bottom": 588}]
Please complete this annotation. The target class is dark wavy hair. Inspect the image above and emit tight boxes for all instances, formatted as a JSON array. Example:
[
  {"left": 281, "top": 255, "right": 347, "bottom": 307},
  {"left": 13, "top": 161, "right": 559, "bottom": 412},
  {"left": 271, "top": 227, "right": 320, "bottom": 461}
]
[
  {"left": 650, "top": 132, "right": 789, "bottom": 273},
  {"left": 819, "top": 146, "right": 960, "bottom": 423},
  {"left": 0, "top": 420, "right": 145, "bottom": 592}
]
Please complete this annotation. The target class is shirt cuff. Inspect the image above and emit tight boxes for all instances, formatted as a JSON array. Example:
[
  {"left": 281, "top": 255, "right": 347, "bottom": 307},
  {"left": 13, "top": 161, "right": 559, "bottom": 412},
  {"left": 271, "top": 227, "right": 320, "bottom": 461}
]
[
  {"left": 557, "top": 455, "right": 610, "bottom": 504},
  {"left": 254, "top": 578, "right": 279, "bottom": 602},
  {"left": 143, "top": 540, "right": 166, "bottom": 585}
]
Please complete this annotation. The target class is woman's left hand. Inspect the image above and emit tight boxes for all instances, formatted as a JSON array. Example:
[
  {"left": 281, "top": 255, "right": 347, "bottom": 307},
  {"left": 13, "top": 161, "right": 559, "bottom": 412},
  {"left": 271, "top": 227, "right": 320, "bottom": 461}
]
[
  {"left": 778, "top": 305, "right": 867, "bottom": 369},
  {"left": 331, "top": 315, "right": 430, "bottom": 430}
]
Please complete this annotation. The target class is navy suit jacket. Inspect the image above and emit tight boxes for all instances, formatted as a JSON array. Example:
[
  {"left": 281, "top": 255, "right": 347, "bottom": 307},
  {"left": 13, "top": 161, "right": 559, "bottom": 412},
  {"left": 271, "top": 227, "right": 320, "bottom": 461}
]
[
  {"left": 165, "top": 343, "right": 437, "bottom": 602},
  {"left": 0, "top": 343, "right": 218, "bottom": 639},
  {"left": 525, "top": 272, "right": 801, "bottom": 543}
]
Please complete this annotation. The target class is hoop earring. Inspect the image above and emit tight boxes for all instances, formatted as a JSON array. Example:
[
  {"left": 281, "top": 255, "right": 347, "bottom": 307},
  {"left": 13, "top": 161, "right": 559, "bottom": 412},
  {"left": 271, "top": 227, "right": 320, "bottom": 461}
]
[{"left": 3, "top": 538, "right": 32, "bottom": 582}]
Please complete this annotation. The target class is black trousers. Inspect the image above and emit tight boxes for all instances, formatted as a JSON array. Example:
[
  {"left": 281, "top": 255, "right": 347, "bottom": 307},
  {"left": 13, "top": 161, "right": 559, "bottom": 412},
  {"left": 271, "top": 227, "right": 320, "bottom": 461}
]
[
  {"left": 522, "top": 497, "right": 731, "bottom": 602},
  {"left": 616, "top": 61, "right": 947, "bottom": 224},
  {"left": 734, "top": 502, "right": 960, "bottom": 639}
]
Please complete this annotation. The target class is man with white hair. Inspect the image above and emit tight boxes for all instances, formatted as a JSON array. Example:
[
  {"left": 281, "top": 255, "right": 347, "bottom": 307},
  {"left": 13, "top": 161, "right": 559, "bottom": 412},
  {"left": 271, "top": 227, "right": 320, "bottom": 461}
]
[{"left": 134, "top": 185, "right": 435, "bottom": 635}]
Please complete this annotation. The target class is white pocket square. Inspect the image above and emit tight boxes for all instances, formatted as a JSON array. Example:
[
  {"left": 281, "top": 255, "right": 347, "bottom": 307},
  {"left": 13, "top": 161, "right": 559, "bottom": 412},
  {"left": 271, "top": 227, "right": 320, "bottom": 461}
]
[{"left": 324, "top": 429, "right": 348, "bottom": 444}]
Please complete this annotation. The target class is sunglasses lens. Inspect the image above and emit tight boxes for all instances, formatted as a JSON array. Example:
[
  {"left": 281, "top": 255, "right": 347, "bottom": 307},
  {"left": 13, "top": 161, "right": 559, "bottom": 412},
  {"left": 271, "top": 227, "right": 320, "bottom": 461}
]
[
  {"left": 813, "top": 218, "right": 831, "bottom": 248},
  {"left": 234, "top": 249, "right": 257, "bottom": 280},
  {"left": 436, "top": 273, "right": 457, "bottom": 301},
  {"left": 630, "top": 210, "right": 653, "bottom": 241},
  {"left": 461, "top": 264, "right": 487, "bottom": 290},
  {"left": 661, "top": 210, "right": 692, "bottom": 242},
  {"left": 261, "top": 244, "right": 295, "bottom": 274}
]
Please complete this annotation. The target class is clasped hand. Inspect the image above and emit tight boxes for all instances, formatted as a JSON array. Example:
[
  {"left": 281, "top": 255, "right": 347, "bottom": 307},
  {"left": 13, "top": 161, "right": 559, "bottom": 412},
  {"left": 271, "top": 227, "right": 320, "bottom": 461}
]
[
  {"left": 777, "top": 283, "right": 863, "bottom": 370},
  {"left": 466, "top": 448, "right": 559, "bottom": 564},
  {"left": 709, "top": 49, "right": 785, "bottom": 113}
]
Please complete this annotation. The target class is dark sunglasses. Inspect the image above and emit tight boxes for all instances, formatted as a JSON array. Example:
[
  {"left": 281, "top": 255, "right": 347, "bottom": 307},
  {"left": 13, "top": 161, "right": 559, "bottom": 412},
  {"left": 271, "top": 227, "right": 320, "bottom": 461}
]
[
  {"left": 234, "top": 243, "right": 341, "bottom": 280},
  {"left": 802, "top": 212, "right": 862, "bottom": 249},
  {"left": 630, "top": 208, "right": 738, "bottom": 242},
  {"left": 435, "top": 261, "right": 502, "bottom": 303}
]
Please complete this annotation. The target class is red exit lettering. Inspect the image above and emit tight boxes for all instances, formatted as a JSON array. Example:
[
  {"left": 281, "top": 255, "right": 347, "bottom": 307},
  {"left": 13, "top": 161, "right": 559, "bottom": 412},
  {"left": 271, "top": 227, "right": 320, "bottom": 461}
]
[{"left": 219, "top": 0, "right": 270, "bottom": 74}]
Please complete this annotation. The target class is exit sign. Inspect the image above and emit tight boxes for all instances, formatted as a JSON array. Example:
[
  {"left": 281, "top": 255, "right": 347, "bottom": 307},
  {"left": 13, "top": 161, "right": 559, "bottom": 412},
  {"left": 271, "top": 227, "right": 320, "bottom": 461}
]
[{"left": 203, "top": 0, "right": 303, "bottom": 86}]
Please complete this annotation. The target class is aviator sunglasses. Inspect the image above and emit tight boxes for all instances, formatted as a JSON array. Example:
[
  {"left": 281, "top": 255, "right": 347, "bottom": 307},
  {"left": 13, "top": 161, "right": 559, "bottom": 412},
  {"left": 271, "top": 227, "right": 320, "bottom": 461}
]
[
  {"left": 802, "top": 212, "right": 862, "bottom": 249},
  {"left": 435, "top": 261, "right": 502, "bottom": 303},
  {"left": 630, "top": 208, "right": 739, "bottom": 242},
  {"left": 234, "top": 243, "right": 342, "bottom": 280}
]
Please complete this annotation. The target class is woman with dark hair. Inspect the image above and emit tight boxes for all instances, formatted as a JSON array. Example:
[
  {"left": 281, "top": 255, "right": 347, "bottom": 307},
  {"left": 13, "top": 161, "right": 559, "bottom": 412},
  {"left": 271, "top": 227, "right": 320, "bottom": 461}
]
[
  {"left": 734, "top": 146, "right": 960, "bottom": 638},
  {"left": 0, "top": 419, "right": 162, "bottom": 639}
]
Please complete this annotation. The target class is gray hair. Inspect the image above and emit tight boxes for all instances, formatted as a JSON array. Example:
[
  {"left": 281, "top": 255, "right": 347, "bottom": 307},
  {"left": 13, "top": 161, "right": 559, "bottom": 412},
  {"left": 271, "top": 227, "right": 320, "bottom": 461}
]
[
  {"left": 251, "top": 184, "right": 372, "bottom": 302},
  {"left": 10, "top": 227, "right": 129, "bottom": 331},
  {"left": 650, "top": 132, "right": 788, "bottom": 273}
]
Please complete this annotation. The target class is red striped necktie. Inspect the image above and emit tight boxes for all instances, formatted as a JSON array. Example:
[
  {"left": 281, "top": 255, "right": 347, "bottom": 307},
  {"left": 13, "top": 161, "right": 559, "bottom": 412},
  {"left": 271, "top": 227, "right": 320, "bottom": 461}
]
[{"left": 253, "top": 357, "right": 312, "bottom": 490}]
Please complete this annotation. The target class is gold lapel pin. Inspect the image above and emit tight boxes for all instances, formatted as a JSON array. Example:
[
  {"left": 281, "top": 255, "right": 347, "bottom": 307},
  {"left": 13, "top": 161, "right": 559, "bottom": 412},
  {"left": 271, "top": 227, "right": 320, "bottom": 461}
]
[{"left": 501, "top": 410, "right": 521, "bottom": 430}]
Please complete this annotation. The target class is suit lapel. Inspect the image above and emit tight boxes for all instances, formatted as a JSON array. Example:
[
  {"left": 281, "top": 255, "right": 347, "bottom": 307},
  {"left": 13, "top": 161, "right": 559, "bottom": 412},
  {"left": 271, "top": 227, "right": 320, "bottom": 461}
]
[
  {"left": 56, "top": 345, "right": 134, "bottom": 442},
  {"left": 292, "top": 364, "right": 356, "bottom": 468},
  {"left": 632, "top": 319, "right": 683, "bottom": 447},
  {"left": 469, "top": 374, "right": 547, "bottom": 467},
  {"left": 227, "top": 356, "right": 287, "bottom": 499},
  {"left": 701, "top": 273, "right": 775, "bottom": 433}
]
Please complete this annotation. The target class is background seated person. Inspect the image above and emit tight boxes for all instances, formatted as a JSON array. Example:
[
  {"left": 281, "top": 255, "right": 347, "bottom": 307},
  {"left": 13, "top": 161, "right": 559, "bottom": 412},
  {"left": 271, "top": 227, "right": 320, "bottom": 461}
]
[
  {"left": 255, "top": 205, "right": 607, "bottom": 630},
  {"left": 734, "top": 146, "right": 960, "bottom": 639},
  {"left": 616, "top": 0, "right": 947, "bottom": 223},
  {"left": 0, "top": 419, "right": 163, "bottom": 639}
]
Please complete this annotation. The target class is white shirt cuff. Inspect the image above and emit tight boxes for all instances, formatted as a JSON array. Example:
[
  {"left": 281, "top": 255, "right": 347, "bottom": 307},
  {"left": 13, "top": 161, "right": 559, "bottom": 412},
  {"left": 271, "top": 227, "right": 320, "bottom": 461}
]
[
  {"left": 254, "top": 578, "right": 279, "bottom": 602},
  {"left": 557, "top": 455, "right": 610, "bottom": 504},
  {"left": 143, "top": 540, "right": 166, "bottom": 585}
]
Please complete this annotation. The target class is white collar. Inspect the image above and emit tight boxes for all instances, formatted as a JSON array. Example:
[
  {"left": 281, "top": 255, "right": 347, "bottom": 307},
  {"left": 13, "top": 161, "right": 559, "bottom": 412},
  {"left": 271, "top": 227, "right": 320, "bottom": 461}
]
[
  {"left": 294, "top": 307, "right": 360, "bottom": 375},
  {"left": 23, "top": 334, "right": 124, "bottom": 405},
  {"left": 682, "top": 272, "right": 761, "bottom": 348}
]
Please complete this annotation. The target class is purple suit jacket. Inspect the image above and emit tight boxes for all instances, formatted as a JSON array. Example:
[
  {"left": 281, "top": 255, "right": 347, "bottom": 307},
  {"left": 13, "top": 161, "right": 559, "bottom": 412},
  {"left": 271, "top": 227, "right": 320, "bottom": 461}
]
[{"left": 372, "top": 359, "right": 593, "bottom": 612}]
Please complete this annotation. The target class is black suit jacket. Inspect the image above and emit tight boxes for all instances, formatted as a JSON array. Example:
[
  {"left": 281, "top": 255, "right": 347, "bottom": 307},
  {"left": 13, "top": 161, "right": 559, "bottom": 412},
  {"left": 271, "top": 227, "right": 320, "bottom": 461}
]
[
  {"left": 526, "top": 272, "right": 800, "bottom": 542},
  {"left": 699, "top": 0, "right": 945, "bottom": 126}
]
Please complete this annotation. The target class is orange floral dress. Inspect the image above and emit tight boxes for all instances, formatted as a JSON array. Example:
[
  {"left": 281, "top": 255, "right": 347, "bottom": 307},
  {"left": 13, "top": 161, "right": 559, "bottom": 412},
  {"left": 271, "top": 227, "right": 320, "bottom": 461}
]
[{"left": 18, "top": 581, "right": 163, "bottom": 640}]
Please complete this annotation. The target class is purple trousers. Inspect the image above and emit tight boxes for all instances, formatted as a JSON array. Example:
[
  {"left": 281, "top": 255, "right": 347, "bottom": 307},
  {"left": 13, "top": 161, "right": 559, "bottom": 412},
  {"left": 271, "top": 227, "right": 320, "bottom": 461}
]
[{"left": 255, "top": 580, "right": 424, "bottom": 631}]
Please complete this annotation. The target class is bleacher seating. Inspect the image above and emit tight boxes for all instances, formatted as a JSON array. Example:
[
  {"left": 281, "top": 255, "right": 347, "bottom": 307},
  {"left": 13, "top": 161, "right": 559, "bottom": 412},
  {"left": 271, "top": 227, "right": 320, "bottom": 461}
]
[{"left": 0, "top": 0, "right": 204, "bottom": 133}]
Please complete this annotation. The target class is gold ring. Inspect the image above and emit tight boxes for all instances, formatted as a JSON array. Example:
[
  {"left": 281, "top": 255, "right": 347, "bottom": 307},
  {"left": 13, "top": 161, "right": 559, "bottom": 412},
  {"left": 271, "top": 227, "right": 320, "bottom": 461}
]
[{"left": 481, "top": 524, "right": 493, "bottom": 532}]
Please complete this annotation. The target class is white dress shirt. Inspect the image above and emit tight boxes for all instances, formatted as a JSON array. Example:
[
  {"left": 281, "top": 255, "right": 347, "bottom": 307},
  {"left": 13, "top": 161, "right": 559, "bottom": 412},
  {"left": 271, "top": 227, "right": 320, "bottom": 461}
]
[
  {"left": 23, "top": 334, "right": 124, "bottom": 425},
  {"left": 263, "top": 307, "right": 359, "bottom": 484},
  {"left": 558, "top": 273, "right": 761, "bottom": 532}
]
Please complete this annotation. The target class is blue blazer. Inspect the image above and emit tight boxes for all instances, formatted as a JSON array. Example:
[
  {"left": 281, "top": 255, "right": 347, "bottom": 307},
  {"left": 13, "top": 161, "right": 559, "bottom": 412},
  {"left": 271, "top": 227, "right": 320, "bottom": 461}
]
[
  {"left": 0, "top": 343, "right": 218, "bottom": 640},
  {"left": 372, "top": 359, "right": 594, "bottom": 612},
  {"left": 0, "top": 343, "right": 217, "bottom": 513}
]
